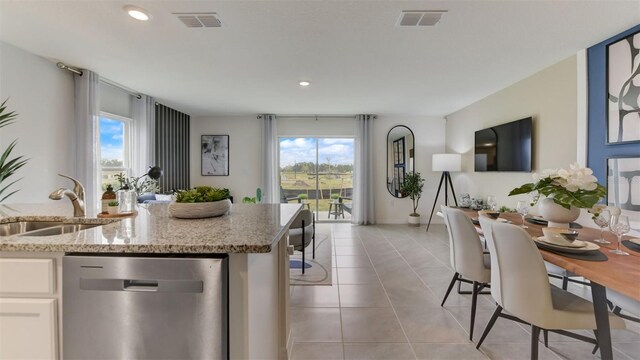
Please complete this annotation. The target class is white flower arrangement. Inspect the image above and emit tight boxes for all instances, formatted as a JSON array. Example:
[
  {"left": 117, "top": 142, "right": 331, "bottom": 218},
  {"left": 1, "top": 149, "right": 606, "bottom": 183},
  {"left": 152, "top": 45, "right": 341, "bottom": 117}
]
[{"left": 510, "top": 163, "right": 606, "bottom": 210}]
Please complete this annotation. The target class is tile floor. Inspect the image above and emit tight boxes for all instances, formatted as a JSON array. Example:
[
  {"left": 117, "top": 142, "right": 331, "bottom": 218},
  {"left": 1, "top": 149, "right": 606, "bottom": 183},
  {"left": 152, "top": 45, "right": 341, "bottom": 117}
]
[{"left": 290, "top": 224, "right": 640, "bottom": 360}]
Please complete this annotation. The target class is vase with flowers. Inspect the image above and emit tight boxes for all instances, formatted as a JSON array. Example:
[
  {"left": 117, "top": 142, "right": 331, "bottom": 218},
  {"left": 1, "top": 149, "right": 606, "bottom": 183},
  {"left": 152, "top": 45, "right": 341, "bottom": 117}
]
[{"left": 509, "top": 163, "right": 606, "bottom": 228}]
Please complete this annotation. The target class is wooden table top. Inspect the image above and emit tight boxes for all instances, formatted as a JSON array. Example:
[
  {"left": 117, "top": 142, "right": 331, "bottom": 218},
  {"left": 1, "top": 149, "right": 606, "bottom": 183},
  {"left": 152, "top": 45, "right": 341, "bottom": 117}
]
[{"left": 458, "top": 208, "right": 640, "bottom": 301}]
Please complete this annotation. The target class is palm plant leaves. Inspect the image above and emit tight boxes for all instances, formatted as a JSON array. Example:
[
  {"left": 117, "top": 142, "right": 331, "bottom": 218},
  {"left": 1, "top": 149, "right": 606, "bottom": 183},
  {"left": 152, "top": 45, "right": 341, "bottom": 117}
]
[{"left": 0, "top": 99, "right": 28, "bottom": 202}]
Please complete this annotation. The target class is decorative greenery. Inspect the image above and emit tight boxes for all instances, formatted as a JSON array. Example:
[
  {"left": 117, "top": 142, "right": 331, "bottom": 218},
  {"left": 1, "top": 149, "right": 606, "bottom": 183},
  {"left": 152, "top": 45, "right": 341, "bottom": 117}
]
[
  {"left": 498, "top": 206, "right": 516, "bottom": 213},
  {"left": 0, "top": 99, "right": 28, "bottom": 203},
  {"left": 402, "top": 171, "right": 425, "bottom": 216},
  {"left": 297, "top": 193, "right": 308, "bottom": 200},
  {"left": 242, "top": 196, "right": 257, "bottom": 204},
  {"left": 175, "top": 186, "right": 230, "bottom": 203},
  {"left": 509, "top": 163, "right": 606, "bottom": 210},
  {"left": 115, "top": 172, "right": 159, "bottom": 194},
  {"left": 256, "top": 188, "right": 262, "bottom": 203},
  {"left": 330, "top": 193, "right": 341, "bottom": 200},
  {"left": 108, "top": 201, "right": 119, "bottom": 206}
]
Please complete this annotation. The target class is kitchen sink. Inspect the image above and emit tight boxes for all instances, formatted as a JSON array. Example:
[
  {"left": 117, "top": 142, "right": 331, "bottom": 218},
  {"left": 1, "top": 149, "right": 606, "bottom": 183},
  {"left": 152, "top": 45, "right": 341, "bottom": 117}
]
[
  {"left": 0, "top": 221, "right": 64, "bottom": 236},
  {"left": 21, "top": 224, "right": 101, "bottom": 237}
]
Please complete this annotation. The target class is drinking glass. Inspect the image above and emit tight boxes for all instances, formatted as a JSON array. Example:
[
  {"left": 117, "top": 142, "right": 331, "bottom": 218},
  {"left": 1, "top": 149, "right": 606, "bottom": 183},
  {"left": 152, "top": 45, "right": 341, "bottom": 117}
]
[
  {"left": 592, "top": 210, "right": 611, "bottom": 244},
  {"left": 487, "top": 195, "right": 497, "bottom": 211},
  {"left": 516, "top": 200, "right": 529, "bottom": 228},
  {"left": 610, "top": 215, "right": 630, "bottom": 256}
]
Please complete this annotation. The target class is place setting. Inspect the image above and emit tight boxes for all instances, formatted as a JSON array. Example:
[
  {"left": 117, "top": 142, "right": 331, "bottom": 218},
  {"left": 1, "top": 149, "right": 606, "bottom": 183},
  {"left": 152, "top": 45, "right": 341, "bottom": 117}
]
[{"left": 532, "top": 227, "right": 608, "bottom": 261}]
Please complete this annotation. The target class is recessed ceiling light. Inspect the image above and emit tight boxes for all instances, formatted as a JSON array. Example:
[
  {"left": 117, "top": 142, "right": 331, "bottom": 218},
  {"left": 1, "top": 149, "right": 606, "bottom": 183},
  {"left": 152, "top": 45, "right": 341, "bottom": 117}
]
[
  {"left": 124, "top": 5, "right": 150, "bottom": 21},
  {"left": 299, "top": 81, "right": 310, "bottom": 87}
]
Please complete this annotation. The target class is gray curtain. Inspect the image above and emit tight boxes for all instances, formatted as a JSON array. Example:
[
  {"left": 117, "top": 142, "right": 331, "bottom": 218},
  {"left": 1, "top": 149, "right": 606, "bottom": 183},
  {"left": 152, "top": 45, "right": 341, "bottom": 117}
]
[
  {"left": 155, "top": 104, "right": 190, "bottom": 193},
  {"left": 353, "top": 114, "right": 375, "bottom": 224},
  {"left": 74, "top": 70, "right": 101, "bottom": 216},
  {"left": 261, "top": 114, "right": 279, "bottom": 203},
  {"left": 133, "top": 95, "right": 156, "bottom": 177}
]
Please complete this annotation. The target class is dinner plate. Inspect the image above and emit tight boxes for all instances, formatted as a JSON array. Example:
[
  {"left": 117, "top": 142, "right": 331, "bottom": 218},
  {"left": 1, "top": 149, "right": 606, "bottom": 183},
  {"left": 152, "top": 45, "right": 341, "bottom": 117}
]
[
  {"left": 471, "top": 217, "right": 509, "bottom": 225},
  {"left": 534, "top": 237, "right": 600, "bottom": 254},
  {"left": 538, "top": 237, "right": 586, "bottom": 248}
]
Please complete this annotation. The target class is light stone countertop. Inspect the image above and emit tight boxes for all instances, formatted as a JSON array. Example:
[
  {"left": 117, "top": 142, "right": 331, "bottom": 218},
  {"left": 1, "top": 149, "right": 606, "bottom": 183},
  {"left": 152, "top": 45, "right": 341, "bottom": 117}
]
[{"left": 0, "top": 202, "right": 302, "bottom": 254}]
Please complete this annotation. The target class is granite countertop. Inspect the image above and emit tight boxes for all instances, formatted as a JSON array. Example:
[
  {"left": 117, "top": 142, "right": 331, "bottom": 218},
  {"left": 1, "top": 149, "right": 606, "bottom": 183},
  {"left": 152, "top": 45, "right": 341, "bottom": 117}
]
[{"left": 0, "top": 203, "right": 302, "bottom": 254}]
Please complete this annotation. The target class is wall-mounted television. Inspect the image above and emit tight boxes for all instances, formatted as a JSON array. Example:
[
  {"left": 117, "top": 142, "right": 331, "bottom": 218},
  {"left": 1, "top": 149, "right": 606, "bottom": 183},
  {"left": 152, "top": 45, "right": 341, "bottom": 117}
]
[{"left": 474, "top": 117, "right": 532, "bottom": 172}]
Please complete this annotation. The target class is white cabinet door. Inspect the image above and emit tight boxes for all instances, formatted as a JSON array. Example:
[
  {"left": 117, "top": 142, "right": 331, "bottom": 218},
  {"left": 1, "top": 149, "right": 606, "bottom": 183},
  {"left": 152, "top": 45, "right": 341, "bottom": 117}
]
[{"left": 0, "top": 298, "right": 58, "bottom": 359}]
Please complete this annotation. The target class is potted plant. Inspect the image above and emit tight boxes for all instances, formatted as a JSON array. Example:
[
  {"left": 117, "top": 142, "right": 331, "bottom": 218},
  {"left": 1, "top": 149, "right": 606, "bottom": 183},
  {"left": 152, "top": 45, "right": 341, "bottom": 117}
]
[
  {"left": 169, "top": 186, "right": 232, "bottom": 219},
  {"left": 0, "top": 99, "right": 28, "bottom": 203},
  {"left": 402, "top": 171, "right": 425, "bottom": 226},
  {"left": 297, "top": 193, "right": 308, "bottom": 202},
  {"left": 330, "top": 193, "right": 340, "bottom": 201},
  {"left": 107, "top": 201, "right": 119, "bottom": 215},
  {"left": 509, "top": 163, "right": 606, "bottom": 228}
]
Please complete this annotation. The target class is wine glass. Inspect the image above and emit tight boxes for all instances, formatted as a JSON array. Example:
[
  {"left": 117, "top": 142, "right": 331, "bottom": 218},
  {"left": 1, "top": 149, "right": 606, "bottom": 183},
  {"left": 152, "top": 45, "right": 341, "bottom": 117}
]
[
  {"left": 516, "top": 200, "right": 529, "bottom": 228},
  {"left": 610, "top": 215, "right": 630, "bottom": 256},
  {"left": 487, "top": 195, "right": 497, "bottom": 211},
  {"left": 592, "top": 210, "right": 611, "bottom": 244}
]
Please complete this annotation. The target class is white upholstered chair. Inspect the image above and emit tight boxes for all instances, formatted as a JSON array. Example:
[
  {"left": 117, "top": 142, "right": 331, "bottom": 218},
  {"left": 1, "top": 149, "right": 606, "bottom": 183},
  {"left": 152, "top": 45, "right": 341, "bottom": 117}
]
[
  {"left": 441, "top": 206, "right": 491, "bottom": 340},
  {"left": 289, "top": 209, "right": 315, "bottom": 274},
  {"left": 476, "top": 221, "right": 625, "bottom": 359}
]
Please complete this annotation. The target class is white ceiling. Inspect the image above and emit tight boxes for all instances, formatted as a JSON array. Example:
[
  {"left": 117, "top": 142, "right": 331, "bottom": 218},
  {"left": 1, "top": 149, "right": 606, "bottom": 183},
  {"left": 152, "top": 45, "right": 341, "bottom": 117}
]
[{"left": 1, "top": 1, "right": 639, "bottom": 117}]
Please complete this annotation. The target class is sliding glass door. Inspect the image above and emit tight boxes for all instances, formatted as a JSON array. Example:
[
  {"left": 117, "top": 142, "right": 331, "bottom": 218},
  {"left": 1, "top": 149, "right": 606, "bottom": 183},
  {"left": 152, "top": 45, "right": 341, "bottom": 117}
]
[{"left": 279, "top": 137, "right": 354, "bottom": 222}]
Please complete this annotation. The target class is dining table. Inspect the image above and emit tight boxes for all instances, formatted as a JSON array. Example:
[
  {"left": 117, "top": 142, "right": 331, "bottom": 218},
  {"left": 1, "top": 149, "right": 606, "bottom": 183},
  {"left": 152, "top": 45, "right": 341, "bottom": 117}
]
[{"left": 457, "top": 208, "right": 640, "bottom": 360}]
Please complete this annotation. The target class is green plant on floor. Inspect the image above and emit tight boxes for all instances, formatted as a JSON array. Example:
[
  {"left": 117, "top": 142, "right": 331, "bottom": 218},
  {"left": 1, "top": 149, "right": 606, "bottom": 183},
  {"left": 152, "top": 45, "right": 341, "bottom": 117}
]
[
  {"left": 0, "top": 99, "right": 28, "bottom": 203},
  {"left": 402, "top": 171, "right": 425, "bottom": 216},
  {"left": 175, "top": 186, "right": 230, "bottom": 203}
]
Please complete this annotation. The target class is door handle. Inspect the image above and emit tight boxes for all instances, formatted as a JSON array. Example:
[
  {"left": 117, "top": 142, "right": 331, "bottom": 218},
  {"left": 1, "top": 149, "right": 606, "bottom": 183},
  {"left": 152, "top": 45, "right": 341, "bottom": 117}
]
[{"left": 123, "top": 280, "right": 159, "bottom": 292}]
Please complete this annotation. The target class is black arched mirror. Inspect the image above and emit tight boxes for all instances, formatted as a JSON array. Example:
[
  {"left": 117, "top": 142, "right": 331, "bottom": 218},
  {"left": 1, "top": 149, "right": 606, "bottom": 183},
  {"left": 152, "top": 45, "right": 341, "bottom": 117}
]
[{"left": 387, "top": 125, "right": 415, "bottom": 198}]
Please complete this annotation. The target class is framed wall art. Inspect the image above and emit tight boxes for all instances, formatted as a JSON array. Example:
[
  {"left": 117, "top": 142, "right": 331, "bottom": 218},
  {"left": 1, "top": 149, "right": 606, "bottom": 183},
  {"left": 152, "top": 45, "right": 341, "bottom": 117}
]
[
  {"left": 607, "top": 156, "right": 639, "bottom": 234},
  {"left": 201, "top": 135, "right": 229, "bottom": 176},
  {"left": 607, "top": 29, "right": 640, "bottom": 144}
]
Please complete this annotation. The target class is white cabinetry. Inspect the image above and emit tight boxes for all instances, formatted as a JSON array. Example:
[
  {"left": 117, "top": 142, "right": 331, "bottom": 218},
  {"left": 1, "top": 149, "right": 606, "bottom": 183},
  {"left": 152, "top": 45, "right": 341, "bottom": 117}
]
[{"left": 0, "top": 256, "right": 60, "bottom": 359}]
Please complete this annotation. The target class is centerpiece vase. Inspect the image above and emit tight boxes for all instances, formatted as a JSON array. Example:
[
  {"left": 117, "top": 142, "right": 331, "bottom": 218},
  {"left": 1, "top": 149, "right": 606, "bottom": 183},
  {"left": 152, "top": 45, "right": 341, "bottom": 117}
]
[{"left": 538, "top": 197, "right": 580, "bottom": 228}]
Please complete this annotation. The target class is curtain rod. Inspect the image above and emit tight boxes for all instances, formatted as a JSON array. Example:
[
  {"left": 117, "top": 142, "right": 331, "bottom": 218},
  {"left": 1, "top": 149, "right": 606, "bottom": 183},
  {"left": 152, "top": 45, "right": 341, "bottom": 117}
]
[
  {"left": 256, "top": 114, "right": 377, "bottom": 119},
  {"left": 56, "top": 62, "right": 143, "bottom": 99}
]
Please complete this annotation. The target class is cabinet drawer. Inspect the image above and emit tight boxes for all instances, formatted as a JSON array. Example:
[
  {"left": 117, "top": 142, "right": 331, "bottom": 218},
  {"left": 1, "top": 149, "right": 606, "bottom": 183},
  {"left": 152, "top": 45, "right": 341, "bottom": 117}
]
[
  {"left": 0, "top": 298, "right": 58, "bottom": 359},
  {"left": 0, "top": 258, "right": 55, "bottom": 295}
]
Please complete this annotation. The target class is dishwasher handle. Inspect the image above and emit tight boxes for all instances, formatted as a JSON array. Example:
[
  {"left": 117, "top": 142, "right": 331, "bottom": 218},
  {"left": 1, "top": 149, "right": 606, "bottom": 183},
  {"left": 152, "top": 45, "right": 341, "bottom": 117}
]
[
  {"left": 79, "top": 278, "right": 204, "bottom": 293},
  {"left": 124, "top": 280, "right": 158, "bottom": 292}
]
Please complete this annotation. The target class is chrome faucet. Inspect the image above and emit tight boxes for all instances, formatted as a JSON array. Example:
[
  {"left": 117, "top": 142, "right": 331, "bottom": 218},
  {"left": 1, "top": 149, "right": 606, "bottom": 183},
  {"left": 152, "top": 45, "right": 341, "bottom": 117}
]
[{"left": 49, "top": 174, "right": 86, "bottom": 217}]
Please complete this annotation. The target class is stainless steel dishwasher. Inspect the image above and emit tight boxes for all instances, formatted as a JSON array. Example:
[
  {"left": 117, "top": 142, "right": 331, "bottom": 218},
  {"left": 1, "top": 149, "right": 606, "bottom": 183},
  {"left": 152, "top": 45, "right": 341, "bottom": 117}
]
[{"left": 63, "top": 255, "right": 228, "bottom": 359}]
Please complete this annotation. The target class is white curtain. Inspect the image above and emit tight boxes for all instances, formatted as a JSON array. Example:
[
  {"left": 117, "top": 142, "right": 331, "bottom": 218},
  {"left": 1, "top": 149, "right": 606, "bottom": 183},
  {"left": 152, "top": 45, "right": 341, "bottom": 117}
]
[
  {"left": 261, "top": 114, "right": 279, "bottom": 203},
  {"left": 74, "top": 70, "right": 101, "bottom": 216},
  {"left": 133, "top": 95, "right": 156, "bottom": 176},
  {"left": 353, "top": 114, "right": 375, "bottom": 224}
]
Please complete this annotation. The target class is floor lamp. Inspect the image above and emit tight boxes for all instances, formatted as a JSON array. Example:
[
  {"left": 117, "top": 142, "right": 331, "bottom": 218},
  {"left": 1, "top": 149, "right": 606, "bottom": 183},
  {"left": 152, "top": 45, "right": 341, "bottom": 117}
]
[{"left": 426, "top": 153, "right": 461, "bottom": 232}]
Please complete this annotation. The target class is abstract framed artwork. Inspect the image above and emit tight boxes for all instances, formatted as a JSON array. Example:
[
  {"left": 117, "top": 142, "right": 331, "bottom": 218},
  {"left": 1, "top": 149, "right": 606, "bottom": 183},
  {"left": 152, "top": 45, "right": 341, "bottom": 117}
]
[
  {"left": 606, "top": 29, "right": 640, "bottom": 144},
  {"left": 606, "top": 157, "right": 640, "bottom": 234},
  {"left": 201, "top": 135, "right": 229, "bottom": 176}
]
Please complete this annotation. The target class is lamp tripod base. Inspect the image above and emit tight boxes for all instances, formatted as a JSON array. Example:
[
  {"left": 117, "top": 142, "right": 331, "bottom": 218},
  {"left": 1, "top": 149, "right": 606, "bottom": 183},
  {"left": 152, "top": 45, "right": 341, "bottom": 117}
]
[{"left": 426, "top": 171, "right": 457, "bottom": 232}]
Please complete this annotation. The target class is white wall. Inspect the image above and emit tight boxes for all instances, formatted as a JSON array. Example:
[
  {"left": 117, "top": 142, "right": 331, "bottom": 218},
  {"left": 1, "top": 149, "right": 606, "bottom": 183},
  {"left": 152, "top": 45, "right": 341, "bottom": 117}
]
[
  {"left": 374, "top": 116, "right": 446, "bottom": 224},
  {"left": 0, "top": 42, "right": 75, "bottom": 204},
  {"left": 445, "top": 55, "right": 578, "bottom": 210},
  {"left": 190, "top": 116, "right": 262, "bottom": 200}
]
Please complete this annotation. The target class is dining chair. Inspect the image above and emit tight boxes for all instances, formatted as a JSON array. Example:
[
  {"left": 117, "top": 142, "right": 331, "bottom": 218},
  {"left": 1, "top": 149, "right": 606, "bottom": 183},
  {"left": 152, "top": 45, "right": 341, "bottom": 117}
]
[
  {"left": 476, "top": 221, "right": 625, "bottom": 359},
  {"left": 441, "top": 206, "right": 491, "bottom": 341},
  {"left": 289, "top": 209, "right": 315, "bottom": 274}
]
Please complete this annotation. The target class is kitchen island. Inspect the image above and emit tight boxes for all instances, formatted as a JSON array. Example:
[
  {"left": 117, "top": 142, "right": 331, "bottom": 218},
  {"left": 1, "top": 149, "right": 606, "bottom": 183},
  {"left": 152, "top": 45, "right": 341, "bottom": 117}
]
[{"left": 0, "top": 202, "right": 301, "bottom": 360}]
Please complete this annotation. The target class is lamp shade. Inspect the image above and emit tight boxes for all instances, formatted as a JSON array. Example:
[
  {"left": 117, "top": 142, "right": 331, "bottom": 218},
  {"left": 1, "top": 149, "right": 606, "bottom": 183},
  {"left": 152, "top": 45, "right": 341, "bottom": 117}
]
[{"left": 432, "top": 154, "right": 461, "bottom": 172}]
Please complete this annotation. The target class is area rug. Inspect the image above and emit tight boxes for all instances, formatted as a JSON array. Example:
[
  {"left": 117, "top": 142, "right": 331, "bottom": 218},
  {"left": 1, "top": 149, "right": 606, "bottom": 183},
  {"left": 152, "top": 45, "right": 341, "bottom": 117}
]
[{"left": 289, "top": 224, "right": 333, "bottom": 286}]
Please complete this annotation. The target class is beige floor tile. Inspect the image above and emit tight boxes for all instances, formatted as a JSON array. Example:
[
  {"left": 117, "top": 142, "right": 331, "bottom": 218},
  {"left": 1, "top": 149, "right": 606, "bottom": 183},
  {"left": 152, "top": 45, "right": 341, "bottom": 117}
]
[
  {"left": 384, "top": 282, "right": 440, "bottom": 308},
  {"left": 446, "top": 307, "right": 530, "bottom": 344},
  {"left": 341, "top": 308, "right": 407, "bottom": 342},
  {"left": 613, "top": 342, "right": 640, "bottom": 360},
  {"left": 336, "top": 255, "right": 373, "bottom": 268},
  {"left": 343, "top": 343, "right": 415, "bottom": 360},
  {"left": 395, "top": 306, "right": 469, "bottom": 343},
  {"left": 291, "top": 308, "right": 343, "bottom": 342},
  {"left": 335, "top": 246, "right": 368, "bottom": 256},
  {"left": 412, "top": 343, "right": 488, "bottom": 360},
  {"left": 334, "top": 238, "right": 364, "bottom": 247},
  {"left": 479, "top": 342, "right": 561, "bottom": 360},
  {"left": 546, "top": 340, "right": 631, "bottom": 360},
  {"left": 337, "top": 268, "right": 381, "bottom": 285},
  {"left": 291, "top": 284, "right": 340, "bottom": 307},
  {"left": 291, "top": 342, "right": 344, "bottom": 360},
  {"left": 339, "top": 284, "right": 391, "bottom": 308}
]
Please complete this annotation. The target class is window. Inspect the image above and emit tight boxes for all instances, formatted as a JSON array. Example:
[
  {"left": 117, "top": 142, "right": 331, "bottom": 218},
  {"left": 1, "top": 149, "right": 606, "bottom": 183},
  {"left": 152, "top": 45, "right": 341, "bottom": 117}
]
[{"left": 99, "top": 112, "right": 132, "bottom": 193}]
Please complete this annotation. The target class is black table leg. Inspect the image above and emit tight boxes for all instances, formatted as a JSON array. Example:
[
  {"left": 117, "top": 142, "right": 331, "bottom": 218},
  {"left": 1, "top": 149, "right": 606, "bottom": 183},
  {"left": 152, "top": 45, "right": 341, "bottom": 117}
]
[{"left": 591, "top": 282, "right": 613, "bottom": 360}]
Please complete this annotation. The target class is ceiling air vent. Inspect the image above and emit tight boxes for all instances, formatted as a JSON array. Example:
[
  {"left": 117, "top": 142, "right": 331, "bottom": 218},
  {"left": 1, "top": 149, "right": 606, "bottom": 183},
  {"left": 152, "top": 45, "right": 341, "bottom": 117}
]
[
  {"left": 173, "top": 12, "right": 222, "bottom": 28},
  {"left": 397, "top": 10, "right": 447, "bottom": 27}
]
